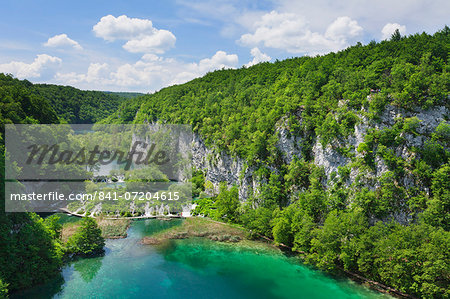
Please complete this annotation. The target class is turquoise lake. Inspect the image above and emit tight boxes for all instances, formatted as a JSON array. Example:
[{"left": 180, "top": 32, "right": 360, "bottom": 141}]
[{"left": 12, "top": 219, "right": 390, "bottom": 299}]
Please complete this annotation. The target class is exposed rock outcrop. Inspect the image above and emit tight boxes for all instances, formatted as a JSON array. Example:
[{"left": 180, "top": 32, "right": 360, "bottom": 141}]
[
  {"left": 194, "top": 104, "right": 449, "bottom": 206},
  {"left": 133, "top": 104, "right": 448, "bottom": 209},
  {"left": 191, "top": 133, "right": 258, "bottom": 200}
]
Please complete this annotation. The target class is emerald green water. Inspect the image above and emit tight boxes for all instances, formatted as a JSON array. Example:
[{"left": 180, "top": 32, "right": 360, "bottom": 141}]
[{"left": 12, "top": 220, "right": 389, "bottom": 299}]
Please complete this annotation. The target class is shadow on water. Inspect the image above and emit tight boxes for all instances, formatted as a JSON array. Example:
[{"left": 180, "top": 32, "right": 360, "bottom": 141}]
[
  {"left": 10, "top": 272, "right": 65, "bottom": 299},
  {"left": 11, "top": 255, "right": 104, "bottom": 299}
]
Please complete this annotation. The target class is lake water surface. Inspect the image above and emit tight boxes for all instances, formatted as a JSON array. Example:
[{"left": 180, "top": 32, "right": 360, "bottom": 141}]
[{"left": 12, "top": 219, "right": 390, "bottom": 299}]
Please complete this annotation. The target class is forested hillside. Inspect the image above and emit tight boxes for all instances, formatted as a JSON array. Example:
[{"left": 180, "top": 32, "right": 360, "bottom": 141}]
[
  {"left": 0, "top": 84, "right": 62, "bottom": 294},
  {"left": 108, "top": 28, "right": 448, "bottom": 163},
  {"left": 107, "top": 28, "right": 449, "bottom": 298},
  {"left": 0, "top": 28, "right": 448, "bottom": 298},
  {"left": 0, "top": 74, "right": 129, "bottom": 123},
  {"left": 0, "top": 75, "right": 120, "bottom": 295}
]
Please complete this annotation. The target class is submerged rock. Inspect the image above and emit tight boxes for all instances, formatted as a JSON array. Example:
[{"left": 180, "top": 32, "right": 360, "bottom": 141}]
[{"left": 140, "top": 237, "right": 162, "bottom": 245}]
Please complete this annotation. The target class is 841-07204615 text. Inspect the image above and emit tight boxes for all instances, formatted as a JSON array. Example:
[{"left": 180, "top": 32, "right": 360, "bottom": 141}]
[{"left": 9, "top": 191, "right": 180, "bottom": 201}]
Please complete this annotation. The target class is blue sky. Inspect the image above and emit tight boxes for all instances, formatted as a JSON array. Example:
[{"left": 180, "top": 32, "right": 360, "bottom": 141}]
[{"left": 0, "top": 0, "right": 448, "bottom": 92}]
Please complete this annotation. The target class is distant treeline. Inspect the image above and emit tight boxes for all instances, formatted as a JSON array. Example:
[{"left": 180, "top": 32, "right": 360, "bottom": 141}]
[
  {"left": 0, "top": 74, "right": 130, "bottom": 124},
  {"left": 103, "top": 91, "right": 144, "bottom": 99}
]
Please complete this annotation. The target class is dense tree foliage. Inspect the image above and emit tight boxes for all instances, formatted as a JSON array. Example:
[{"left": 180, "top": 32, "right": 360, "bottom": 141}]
[
  {"left": 0, "top": 75, "right": 64, "bottom": 296},
  {"left": 0, "top": 213, "right": 63, "bottom": 292},
  {"left": 66, "top": 217, "right": 105, "bottom": 256},
  {"left": 0, "top": 75, "right": 59, "bottom": 125},
  {"left": 33, "top": 84, "right": 128, "bottom": 123},
  {"left": 103, "top": 91, "right": 143, "bottom": 99},
  {"left": 0, "top": 279, "right": 8, "bottom": 297},
  {"left": 0, "top": 74, "right": 119, "bottom": 296},
  {"left": 0, "top": 74, "right": 129, "bottom": 123},
  {"left": 108, "top": 28, "right": 449, "bottom": 165}
]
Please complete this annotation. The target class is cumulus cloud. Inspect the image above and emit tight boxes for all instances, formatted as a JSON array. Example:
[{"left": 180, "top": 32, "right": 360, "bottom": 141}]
[
  {"left": 55, "top": 63, "right": 109, "bottom": 85},
  {"left": 168, "top": 51, "right": 238, "bottom": 85},
  {"left": 54, "top": 51, "right": 238, "bottom": 92},
  {"left": 239, "top": 11, "right": 363, "bottom": 55},
  {"left": 122, "top": 30, "right": 176, "bottom": 54},
  {"left": 93, "top": 15, "right": 176, "bottom": 54},
  {"left": 93, "top": 15, "right": 153, "bottom": 41},
  {"left": 44, "top": 34, "right": 82, "bottom": 50},
  {"left": 0, "top": 54, "right": 61, "bottom": 78},
  {"left": 275, "top": 0, "right": 448, "bottom": 38},
  {"left": 325, "top": 17, "right": 363, "bottom": 40},
  {"left": 245, "top": 47, "right": 271, "bottom": 67},
  {"left": 195, "top": 51, "right": 238, "bottom": 73},
  {"left": 381, "top": 23, "right": 406, "bottom": 40},
  {"left": 113, "top": 50, "right": 238, "bottom": 88}
]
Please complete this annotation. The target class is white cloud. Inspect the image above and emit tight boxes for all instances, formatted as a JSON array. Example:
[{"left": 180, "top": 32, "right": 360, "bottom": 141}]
[
  {"left": 114, "top": 50, "right": 238, "bottom": 88},
  {"left": 0, "top": 54, "right": 61, "bottom": 78},
  {"left": 381, "top": 23, "right": 406, "bottom": 40},
  {"left": 325, "top": 17, "right": 363, "bottom": 40},
  {"left": 93, "top": 15, "right": 176, "bottom": 54},
  {"left": 239, "top": 11, "right": 363, "bottom": 55},
  {"left": 275, "top": 0, "right": 448, "bottom": 38},
  {"left": 93, "top": 15, "right": 154, "bottom": 41},
  {"left": 245, "top": 47, "right": 271, "bottom": 67},
  {"left": 195, "top": 50, "right": 238, "bottom": 73},
  {"left": 44, "top": 34, "right": 82, "bottom": 50},
  {"left": 122, "top": 30, "right": 176, "bottom": 54},
  {"left": 54, "top": 51, "right": 238, "bottom": 92},
  {"left": 55, "top": 63, "right": 109, "bottom": 85}
]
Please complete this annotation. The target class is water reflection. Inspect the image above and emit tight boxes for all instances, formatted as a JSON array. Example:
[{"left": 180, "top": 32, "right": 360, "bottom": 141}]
[{"left": 73, "top": 257, "right": 103, "bottom": 283}]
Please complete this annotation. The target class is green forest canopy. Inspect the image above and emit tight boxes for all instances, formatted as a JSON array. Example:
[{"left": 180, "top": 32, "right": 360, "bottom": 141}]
[
  {"left": 0, "top": 74, "right": 117, "bottom": 295},
  {"left": 108, "top": 27, "right": 449, "bottom": 165},
  {"left": 0, "top": 75, "right": 130, "bottom": 124}
]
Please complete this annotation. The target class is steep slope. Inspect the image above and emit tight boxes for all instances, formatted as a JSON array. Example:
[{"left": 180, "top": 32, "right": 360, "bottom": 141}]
[
  {"left": 109, "top": 28, "right": 449, "bottom": 219},
  {"left": 107, "top": 28, "right": 449, "bottom": 297}
]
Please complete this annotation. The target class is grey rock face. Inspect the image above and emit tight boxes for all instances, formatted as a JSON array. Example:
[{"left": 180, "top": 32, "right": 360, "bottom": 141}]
[
  {"left": 312, "top": 140, "right": 350, "bottom": 181},
  {"left": 313, "top": 104, "right": 449, "bottom": 185},
  {"left": 275, "top": 114, "right": 303, "bottom": 164},
  {"left": 191, "top": 133, "right": 259, "bottom": 200},
  {"left": 134, "top": 104, "right": 448, "bottom": 215}
]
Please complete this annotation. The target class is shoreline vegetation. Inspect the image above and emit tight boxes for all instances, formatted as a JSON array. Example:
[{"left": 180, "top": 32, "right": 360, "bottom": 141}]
[
  {"left": 58, "top": 213, "right": 131, "bottom": 240},
  {"left": 141, "top": 217, "right": 246, "bottom": 245},
  {"left": 139, "top": 217, "right": 412, "bottom": 298}
]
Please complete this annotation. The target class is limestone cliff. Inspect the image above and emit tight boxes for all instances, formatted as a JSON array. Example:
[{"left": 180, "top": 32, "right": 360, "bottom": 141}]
[{"left": 193, "top": 103, "right": 449, "bottom": 216}]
